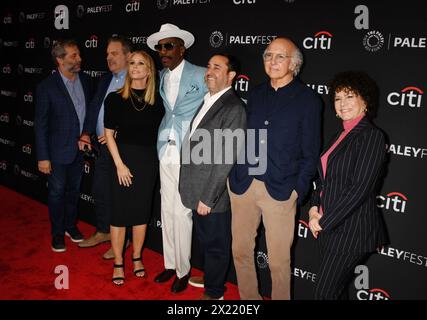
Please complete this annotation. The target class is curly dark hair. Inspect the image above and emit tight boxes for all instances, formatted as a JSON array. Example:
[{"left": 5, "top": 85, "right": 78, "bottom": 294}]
[{"left": 329, "top": 71, "right": 379, "bottom": 118}]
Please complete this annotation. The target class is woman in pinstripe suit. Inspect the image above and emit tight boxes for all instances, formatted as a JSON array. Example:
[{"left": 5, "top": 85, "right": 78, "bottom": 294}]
[{"left": 309, "top": 71, "right": 388, "bottom": 300}]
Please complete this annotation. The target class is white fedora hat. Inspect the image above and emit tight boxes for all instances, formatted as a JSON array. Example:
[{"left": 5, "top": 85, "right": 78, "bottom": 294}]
[{"left": 147, "top": 23, "right": 195, "bottom": 51}]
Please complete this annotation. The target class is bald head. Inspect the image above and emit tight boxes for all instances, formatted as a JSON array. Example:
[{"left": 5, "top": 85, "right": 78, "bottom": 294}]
[{"left": 265, "top": 37, "right": 303, "bottom": 77}]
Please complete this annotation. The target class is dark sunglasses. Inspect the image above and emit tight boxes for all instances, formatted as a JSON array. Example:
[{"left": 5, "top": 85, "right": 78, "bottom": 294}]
[{"left": 154, "top": 42, "right": 178, "bottom": 51}]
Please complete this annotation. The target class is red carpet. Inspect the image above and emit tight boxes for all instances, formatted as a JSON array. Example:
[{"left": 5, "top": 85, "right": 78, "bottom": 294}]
[{"left": 0, "top": 185, "right": 240, "bottom": 300}]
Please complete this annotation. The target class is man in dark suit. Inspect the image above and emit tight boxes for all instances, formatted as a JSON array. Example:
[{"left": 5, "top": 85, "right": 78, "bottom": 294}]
[
  {"left": 179, "top": 54, "right": 246, "bottom": 300},
  {"left": 228, "top": 37, "right": 322, "bottom": 299},
  {"left": 78, "top": 36, "right": 131, "bottom": 259},
  {"left": 35, "top": 39, "right": 92, "bottom": 252}
]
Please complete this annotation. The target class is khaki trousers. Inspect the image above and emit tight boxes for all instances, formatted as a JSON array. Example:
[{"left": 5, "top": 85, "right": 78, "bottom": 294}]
[{"left": 229, "top": 179, "right": 297, "bottom": 300}]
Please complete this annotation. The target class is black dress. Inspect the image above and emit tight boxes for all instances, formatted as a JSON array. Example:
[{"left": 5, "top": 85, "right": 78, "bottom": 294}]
[{"left": 104, "top": 90, "right": 164, "bottom": 227}]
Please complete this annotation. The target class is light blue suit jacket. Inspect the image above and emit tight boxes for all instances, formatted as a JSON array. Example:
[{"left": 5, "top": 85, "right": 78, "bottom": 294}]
[{"left": 157, "top": 60, "right": 207, "bottom": 158}]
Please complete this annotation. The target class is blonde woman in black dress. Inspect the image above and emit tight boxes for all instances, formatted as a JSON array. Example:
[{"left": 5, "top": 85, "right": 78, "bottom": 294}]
[{"left": 104, "top": 51, "right": 164, "bottom": 285}]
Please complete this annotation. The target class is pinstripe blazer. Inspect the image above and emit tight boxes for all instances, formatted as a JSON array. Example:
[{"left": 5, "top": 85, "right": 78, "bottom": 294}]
[{"left": 310, "top": 117, "right": 388, "bottom": 253}]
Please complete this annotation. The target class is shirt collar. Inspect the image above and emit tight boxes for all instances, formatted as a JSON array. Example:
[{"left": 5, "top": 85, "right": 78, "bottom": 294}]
[
  {"left": 205, "top": 86, "right": 232, "bottom": 102},
  {"left": 59, "top": 69, "right": 79, "bottom": 84},
  {"left": 168, "top": 59, "right": 185, "bottom": 76},
  {"left": 343, "top": 113, "right": 365, "bottom": 132},
  {"left": 113, "top": 69, "right": 126, "bottom": 80}
]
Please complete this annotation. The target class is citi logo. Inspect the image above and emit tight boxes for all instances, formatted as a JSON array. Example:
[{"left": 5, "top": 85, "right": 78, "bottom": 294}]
[
  {"left": 23, "top": 92, "right": 33, "bottom": 103},
  {"left": 377, "top": 192, "right": 407, "bottom": 213},
  {"left": 256, "top": 251, "right": 269, "bottom": 269},
  {"left": 85, "top": 35, "right": 98, "bottom": 48},
  {"left": 297, "top": 219, "right": 309, "bottom": 239},
  {"left": 83, "top": 161, "right": 91, "bottom": 174},
  {"left": 357, "top": 288, "right": 391, "bottom": 300},
  {"left": 126, "top": 0, "right": 141, "bottom": 12},
  {"left": 387, "top": 86, "right": 423, "bottom": 108},
  {"left": 0, "top": 160, "right": 7, "bottom": 171},
  {"left": 2, "top": 64, "right": 12, "bottom": 74},
  {"left": 234, "top": 74, "right": 250, "bottom": 93},
  {"left": 3, "top": 13, "right": 12, "bottom": 24},
  {"left": 303, "top": 31, "right": 333, "bottom": 50},
  {"left": 0, "top": 113, "right": 10, "bottom": 123},
  {"left": 22, "top": 144, "right": 32, "bottom": 154},
  {"left": 25, "top": 38, "right": 35, "bottom": 49}
]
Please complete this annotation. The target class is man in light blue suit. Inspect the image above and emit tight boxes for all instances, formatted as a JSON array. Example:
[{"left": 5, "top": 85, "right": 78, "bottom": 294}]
[{"left": 147, "top": 23, "right": 207, "bottom": 293}]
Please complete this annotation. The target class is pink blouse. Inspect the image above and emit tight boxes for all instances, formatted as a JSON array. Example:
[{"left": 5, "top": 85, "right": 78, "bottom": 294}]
[{"left": 318, "top": 113, "right": 365, "bottom": 215}]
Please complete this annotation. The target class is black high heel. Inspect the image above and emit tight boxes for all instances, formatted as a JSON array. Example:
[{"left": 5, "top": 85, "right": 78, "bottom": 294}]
[
  {"left": 132, "top": 257, "right": 146, "bottom": 278},
  {"left": 112, "top": 264, "right": 125, "bottom": 286}
]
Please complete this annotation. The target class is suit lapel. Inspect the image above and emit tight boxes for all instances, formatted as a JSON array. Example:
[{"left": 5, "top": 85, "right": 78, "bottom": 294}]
[
  {"left": 175, "top": 61, "right": 195, "bottom": 107},
  {"left": 196, "top": 89, "right": 233, "bottom": 130},
  {"left": 54, "top": 71, "right": 77, "bottom": 114},
  {"left": 159, "top": 69, "right": 172, "bottom": 111},
  {"left": 326, "top": 117, "right": 371, "bottom": 163}
]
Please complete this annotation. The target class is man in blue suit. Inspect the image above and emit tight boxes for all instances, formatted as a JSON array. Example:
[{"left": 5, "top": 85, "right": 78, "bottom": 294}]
[
  {"left": 228, "top": 38, "right": 322, "bottom": 299},
  {"left": 147, "top": 23, "right": 207, "bottom": 293},
  {"left": 35, "top": 39, "right": 92, "bottom": 252},
  {"left": 78, "top": 36, "right": 131, "bottom": 259}
]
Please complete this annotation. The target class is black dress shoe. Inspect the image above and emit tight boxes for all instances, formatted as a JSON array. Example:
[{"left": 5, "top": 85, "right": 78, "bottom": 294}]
[
  {"left": 171, "top": 273, "right": 190, "bottom": 293},
  {"left": 154, "top": 269, "right": 176, "bottom": 283}
]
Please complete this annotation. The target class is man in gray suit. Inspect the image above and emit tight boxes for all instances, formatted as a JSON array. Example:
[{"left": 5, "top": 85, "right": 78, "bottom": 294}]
[{"left": 179, "top": 54, "right": 247, "bottom": 300}]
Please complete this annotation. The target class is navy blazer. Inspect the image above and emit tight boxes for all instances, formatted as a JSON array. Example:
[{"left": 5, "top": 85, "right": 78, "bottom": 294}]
[
  {"left": 229, "top": 78, "right": 322, "bottom": 203},
  {"left": 82, "top": 72, "right": 113, "bottom": 135},
  {"left": 310, "top": 117, "right": 388, "bottom": 253},
  {"left": 34, "top": 71, "right": 92, "bottom": 164}
]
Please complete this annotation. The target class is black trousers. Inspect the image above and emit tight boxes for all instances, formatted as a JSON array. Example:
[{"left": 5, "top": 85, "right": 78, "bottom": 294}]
[
  {"left": 313, "top": 250, "right": 368, "bottom": 300},
  {"left": 192, "top": 209, "right": 231, "bottom": 298},
  {"left": 92, "top": 144, "right": 113, "bottom": 233}
]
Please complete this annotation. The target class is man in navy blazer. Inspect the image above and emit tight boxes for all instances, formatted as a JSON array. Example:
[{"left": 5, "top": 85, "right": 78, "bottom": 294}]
[
  {"left": 78, "top": 36, "right": 131, "bottom": 259},
  {"left": 228, "top": 38, "right": 322, "bottom": 299},
  {"left": 35, "top": 39, "right": 92, "bottom": 252}
]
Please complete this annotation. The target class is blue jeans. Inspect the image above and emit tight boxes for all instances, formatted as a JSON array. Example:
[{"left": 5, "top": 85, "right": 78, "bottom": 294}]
[{"left": 47, "top": 155, "right": 83, "bottom": 236}]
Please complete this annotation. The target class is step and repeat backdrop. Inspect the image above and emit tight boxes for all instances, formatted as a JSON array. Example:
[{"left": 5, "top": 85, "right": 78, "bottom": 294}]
[{"left": 1, "top": 0, "right": 426, "bottom": 299}]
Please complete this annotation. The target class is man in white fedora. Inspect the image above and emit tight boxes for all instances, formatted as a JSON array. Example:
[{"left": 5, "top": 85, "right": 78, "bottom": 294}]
[{"left": 147, "top": 23, "right": 207, "bottom": 293}]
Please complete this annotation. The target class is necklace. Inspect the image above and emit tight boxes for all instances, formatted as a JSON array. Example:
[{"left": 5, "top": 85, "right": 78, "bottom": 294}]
[{"left": 129, "top": 88, "right": 147, "bottom": 112}]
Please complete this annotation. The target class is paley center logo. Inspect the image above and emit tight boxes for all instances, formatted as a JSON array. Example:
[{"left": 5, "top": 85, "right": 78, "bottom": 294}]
[
  {"left": 209, "top": 30, "right": 277, "bottom": 48},
  {"left": 256, "top": 251, "right": 269, "bottom": 269},
  {"left": 378, "top": 245, "right": 427, "bottom": 268},
  {"left": 387, "top": 143, "right": 427, "bottom": 159},
  {"left": 77, "top": 4, "right": 113, "bottom": 17},
  {"left": 292, "top": 267, "right": 316, "bottom": 282},
  {"left": 387, "top": 86, "right": 423, "bottom": 108},
  {"left": 376, "top": 192, "right": 407, "bottom": 213},
  {"left": 303, "top": 31, "right": 333, "bottom": 50},
  {"left": 125, "top": 0, "right": 141, "bottom": 12},
  {"left": 306, "top": 83, "right": 330, "bottom": 95},
  {"left": 19, "top": 11, "right": 46, "bottom": 22},
  {"left": 157, "top": 0, "right": 211, "bottom": 10},
  {"left": 13, "top": 164, "right": 39, "bottom": 181}
]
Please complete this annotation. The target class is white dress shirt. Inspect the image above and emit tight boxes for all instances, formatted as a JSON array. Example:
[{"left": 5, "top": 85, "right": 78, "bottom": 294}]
[
  {"left": 164, "top": 59, "right": 185, "bottom": 110},
  {"left": 189, "top": 86, "right": 232, "bottom": 138}
]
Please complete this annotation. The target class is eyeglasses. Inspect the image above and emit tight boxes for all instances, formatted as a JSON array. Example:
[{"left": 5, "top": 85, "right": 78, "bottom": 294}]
[
  {"left": 262, "top": 52, "right": 291, "bottom": 63},
  {"left": 154, "top": 42, "right": 178, "bottom": 51}
]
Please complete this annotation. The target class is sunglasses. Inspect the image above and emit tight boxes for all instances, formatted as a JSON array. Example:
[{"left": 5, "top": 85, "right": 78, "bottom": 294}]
[{"left": 154, "top": 42, "right": 179, "bottom": 51}]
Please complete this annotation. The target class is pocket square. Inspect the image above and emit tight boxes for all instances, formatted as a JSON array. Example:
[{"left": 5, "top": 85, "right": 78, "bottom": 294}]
[{"left": 186, "top": 84, "right": 199, "bottom": 94}]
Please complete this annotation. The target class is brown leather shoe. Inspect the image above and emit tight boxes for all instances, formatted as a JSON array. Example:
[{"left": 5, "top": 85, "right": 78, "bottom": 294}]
[
  {"left": 199, "top": 293, "right": 224, "bottom": 300},
  {"left": 103, "top": 240, "right": 130, "bottom": 260},
  {"left": 78, "top": 232, "right": 110, "bottom": 248},
  {"left": 189, "top": 276, "right": 204, "bottom": 288}
]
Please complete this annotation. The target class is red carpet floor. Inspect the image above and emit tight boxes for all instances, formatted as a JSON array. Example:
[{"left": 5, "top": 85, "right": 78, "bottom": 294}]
[{"left": 0, "top": 185, "right": 240, "bottom": 300}]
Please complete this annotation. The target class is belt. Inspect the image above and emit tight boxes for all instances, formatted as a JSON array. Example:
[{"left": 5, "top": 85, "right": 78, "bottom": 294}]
[{"left": 167, "top": 139, "right": 176, "bottom": 146}]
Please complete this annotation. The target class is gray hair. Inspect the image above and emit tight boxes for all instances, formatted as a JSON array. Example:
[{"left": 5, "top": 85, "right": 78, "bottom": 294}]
[
  {"left": 290, "top": 46, "right": 303, "bottom": 76},
  {"left": 51, "top": 39, "right": 78, "bottom": 65}
]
